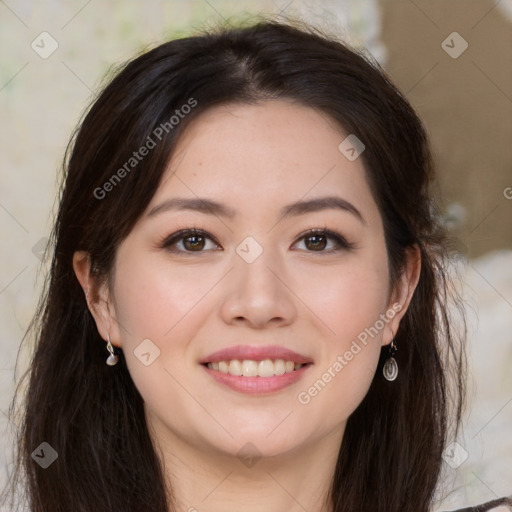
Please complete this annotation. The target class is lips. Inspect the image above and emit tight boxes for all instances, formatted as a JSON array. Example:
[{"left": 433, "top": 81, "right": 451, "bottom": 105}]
[{"left": 199, "top": 344, "right": 313, "bottom": 365}]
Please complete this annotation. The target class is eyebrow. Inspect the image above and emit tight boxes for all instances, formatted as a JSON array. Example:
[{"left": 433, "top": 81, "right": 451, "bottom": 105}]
[{"left": 147, "top": 195, "right": 366, "bottom": 225}]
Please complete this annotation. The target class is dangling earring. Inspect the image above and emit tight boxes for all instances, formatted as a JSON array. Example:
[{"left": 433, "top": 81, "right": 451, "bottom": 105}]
[
  {"left": 383, "top": 337, "right": 398, "bottom": 381},
  {"left": 106, "top": 333, "right": 119, "bottom": 366}
]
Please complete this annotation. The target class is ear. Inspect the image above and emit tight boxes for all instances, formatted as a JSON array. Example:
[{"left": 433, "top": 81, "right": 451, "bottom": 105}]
[
  {"left": 381, "top": 244, "right": 421, "bottom": 347},
  {"left": 72, "top": 250, "right": 123, "bottom": 348}
]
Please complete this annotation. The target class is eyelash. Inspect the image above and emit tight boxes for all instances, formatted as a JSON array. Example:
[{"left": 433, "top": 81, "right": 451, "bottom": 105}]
[{"left": 159, "top": 226, "right": 356, "bottom": 255}]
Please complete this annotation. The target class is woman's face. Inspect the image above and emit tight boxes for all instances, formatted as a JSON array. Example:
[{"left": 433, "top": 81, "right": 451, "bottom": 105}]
[{"left": 77, "top": 100, "right": 418, "bottom": 462}]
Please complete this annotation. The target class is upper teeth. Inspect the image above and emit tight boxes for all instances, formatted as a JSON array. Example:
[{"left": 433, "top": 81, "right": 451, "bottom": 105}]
[{"left": 207, "top": 359, "right": 305, "bottom": 377}]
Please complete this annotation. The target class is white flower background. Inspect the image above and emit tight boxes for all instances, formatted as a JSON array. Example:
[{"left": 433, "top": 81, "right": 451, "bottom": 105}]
[{"left": 0, "top": 1, "right": 511, "bottom": 510}]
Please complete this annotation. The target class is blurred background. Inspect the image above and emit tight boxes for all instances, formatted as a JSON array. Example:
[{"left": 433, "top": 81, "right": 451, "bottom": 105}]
[{"left": 0, "top": 1, "right": 511, "bottom": 510}]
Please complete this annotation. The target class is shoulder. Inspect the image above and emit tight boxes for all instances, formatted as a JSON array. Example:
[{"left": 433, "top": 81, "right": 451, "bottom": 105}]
[{"left": 447, "top": 496, "right": 512, "bottom": 512}]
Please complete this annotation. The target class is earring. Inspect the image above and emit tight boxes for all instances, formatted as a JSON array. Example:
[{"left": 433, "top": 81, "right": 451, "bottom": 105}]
[
  {"left": 106, "top": 334, "right": 119, "bottom": 366},
  {"left": 383, "top": 337, "right": 398, "bottom": 381}
]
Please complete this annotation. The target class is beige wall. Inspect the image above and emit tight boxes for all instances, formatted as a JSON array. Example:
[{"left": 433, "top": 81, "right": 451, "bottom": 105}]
[{"left": 380, "top": 0, "right": 512, "bottom": 258}]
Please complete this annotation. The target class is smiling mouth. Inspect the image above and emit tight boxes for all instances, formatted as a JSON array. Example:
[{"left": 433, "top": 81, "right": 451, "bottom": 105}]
[{"left": 201, "top": 359, "right": 313, "bottom": 377}]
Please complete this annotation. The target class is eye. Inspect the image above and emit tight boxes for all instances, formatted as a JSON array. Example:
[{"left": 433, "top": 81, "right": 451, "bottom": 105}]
[
  {"left": 160, "top": 227, "right": 355, "bottom": 255},
  {"left": 292, "top": 228, "right": 355, "bottom": 253},
  {"left": 160, "top": 229, "right": 220, "bottom": 254}
]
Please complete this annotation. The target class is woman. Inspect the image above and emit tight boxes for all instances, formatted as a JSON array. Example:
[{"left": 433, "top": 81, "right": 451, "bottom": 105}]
[{"left": 2, "top": 18, "right": 511, "bottom": 512}]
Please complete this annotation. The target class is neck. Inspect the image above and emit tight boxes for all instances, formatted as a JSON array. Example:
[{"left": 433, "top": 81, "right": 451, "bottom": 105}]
[{"left": 147, "top": 414, "right": 343, "bottom": 512}]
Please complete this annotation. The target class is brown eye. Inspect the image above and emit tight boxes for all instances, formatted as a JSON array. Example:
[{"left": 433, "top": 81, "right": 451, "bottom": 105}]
[
  {"left": 304, "top": 234, "right": 327, "bottom": 251},
  {"left": 182, "top": 235, "right": 206, "bottom": 251},
  {"left": 293, "top": 229, "right": 355, "bottom": 253},
  {"left": 161, "top": 229, "right": 220, "bottom": 254}
]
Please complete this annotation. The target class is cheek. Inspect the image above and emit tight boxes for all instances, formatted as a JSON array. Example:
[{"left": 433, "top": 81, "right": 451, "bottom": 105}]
[
  {"left": 295, "top": 252, "right": 390, "bottom": 343},
  {"left": 110, "top": 255, "right": 213, "bottom": 415},
  {"left": 296, "top": 275, "right": 386, "bottom": 424},
  {"left": 112, "top": 254, "right": 221, "bottom": 342},
  {"left": 293, "top": 251, "right": 389, "bottom": 413},
  {"left": 110, "top": 254, "right": 214, "bottom": 387}
]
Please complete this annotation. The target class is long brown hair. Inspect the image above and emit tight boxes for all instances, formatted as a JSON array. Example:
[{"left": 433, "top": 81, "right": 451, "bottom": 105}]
[{"left": 2, "top": 18, "right": 467, "bottom": 512}]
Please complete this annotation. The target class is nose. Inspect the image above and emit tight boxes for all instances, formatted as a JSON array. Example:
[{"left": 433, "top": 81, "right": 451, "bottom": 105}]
[{"left": 220, "top": 246, "right": 298, "bottom": 329}]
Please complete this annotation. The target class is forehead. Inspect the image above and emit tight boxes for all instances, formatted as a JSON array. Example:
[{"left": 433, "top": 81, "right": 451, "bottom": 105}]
[{"left": 148, "top": 100, "right": 380, "bottom": 224}]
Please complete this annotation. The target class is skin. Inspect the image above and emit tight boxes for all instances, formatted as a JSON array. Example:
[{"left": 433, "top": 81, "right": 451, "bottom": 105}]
[{"left": 74, "top": 100, "right": 421, "bottom": 512}]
